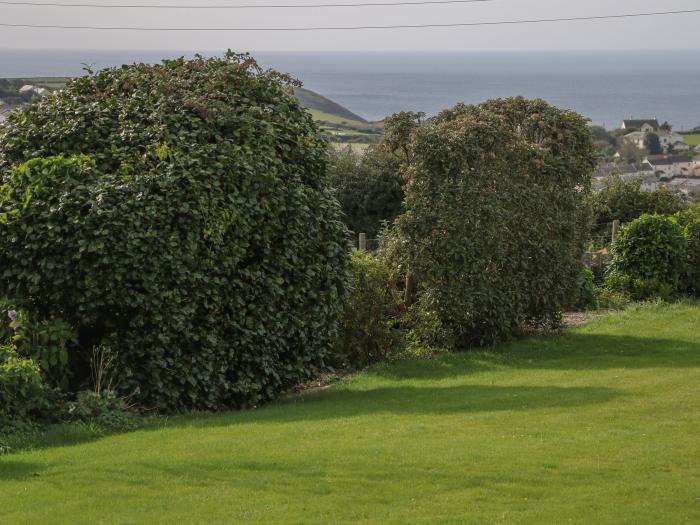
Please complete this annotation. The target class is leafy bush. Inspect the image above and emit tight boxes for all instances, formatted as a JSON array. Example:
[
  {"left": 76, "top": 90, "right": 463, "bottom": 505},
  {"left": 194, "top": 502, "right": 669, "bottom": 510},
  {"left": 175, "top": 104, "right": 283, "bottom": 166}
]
[
  {"left": 65, "top": 390, "right": 134, "bottom": 431},
  {"left": 607, "top": 214, "right": 687, "bottom": 299},
  {"left": 334, "top": 251, "right": 402, "bottom": 368},
  {"left": 590, "top": 176, "right": 685, "bottom": 243},
  {"left": 573, "top": 267, "right": 597, "bottom": 311},
  {"left": 7, "top": 311, "right": 75, "bottom": 390},
  {"left": 394, "top": 97, "right": 597, "bottom": 347},
  {"left": 0, "top": 345, "right": 50, "bottom": 432},
  {"left": 684, "top": 218, "right": 700, "bottom": 295},
  {"left": 0, "top": 54, "right": 350, "bottom": 411},
  {"left": 595, "top": 287, "right": 632, "bottom": 310},
  {"left": 329, "top": 146, "right": 404, "bottom": 238}
]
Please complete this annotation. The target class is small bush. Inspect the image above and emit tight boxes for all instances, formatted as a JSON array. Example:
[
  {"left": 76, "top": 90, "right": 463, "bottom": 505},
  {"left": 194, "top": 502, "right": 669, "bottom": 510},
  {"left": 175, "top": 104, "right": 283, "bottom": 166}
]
[
  {"left": 572, "top": 267, "right": 597, "bottom": 311},
  {"left": 65, "top": 390, "right": 135, "bottom": 431},
  {"left": 7, "top": 309, "right": 76, "bottom": 390},
  {"left": 0, "top": 345, "right": 50, "bottom": 432},
  {"left": 595, "top": 287, "right": 632, "bottom": 310},
  {"left": 334, "top": 251, "right": 402, "bottom": 368},
  {"left": 607, "top": 214, "right": 687, "bottom": 299}
]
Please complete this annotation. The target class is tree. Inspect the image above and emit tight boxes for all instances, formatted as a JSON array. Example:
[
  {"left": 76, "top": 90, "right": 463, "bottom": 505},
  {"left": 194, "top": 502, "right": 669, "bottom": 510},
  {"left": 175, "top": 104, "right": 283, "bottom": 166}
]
[
  {"left": 381, "top": 111, "right": 425, "bottom": 165},
  {"left": 0, "top": 54, "right": 350, "bottom": 411},
  {"left": 589, "top": 125, "right": 614, "bottom": 143},
  {"left": 329, "top": 145, "right": 404, "bottom": 239},
  {"left": 394, "top": 97, "right": 597, "bottom": 347},
  {"left": 644, "top": 132, "right": 663, "bottom": 155},
  {"left": 617, "top": 141, "right": 645, "bottom": 163},
  {"left": 660, "top": 121, "right": 672, "bottom": 132}
]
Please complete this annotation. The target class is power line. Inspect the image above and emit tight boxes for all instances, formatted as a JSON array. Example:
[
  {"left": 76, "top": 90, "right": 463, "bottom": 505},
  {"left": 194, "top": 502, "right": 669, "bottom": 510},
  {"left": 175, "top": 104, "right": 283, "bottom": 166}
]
[
  {"left": 0, "top": 8, "right": 699, "bottom": 31},
  {"left": 0, "top": 0, "right": 494, "bottom": 9}
]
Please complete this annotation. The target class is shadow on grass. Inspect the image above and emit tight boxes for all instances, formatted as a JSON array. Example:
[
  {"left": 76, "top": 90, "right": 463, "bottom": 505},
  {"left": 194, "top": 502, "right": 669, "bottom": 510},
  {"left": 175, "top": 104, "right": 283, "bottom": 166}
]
[
  {"left": 173, "top": 383, "right": 620, "bottom": 429},
  {"left": 374, "top": 333, "right": 700, "bottom": 381},
  {"left": 5, "top": 325, "right": 694, "bottom": 460},
  {"left": 0, "top": 383, "right": 620, "bottom": 467}
]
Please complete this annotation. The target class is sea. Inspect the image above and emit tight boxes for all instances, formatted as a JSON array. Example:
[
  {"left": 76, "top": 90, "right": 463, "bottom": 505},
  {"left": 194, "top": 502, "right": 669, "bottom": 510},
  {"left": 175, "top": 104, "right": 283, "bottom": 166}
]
[{"left": 1, "top": 49, "right": 699, "bottom": 130}]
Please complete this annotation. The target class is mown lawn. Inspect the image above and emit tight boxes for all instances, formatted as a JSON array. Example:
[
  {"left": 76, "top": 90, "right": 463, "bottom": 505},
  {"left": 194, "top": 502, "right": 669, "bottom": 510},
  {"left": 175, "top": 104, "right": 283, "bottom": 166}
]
[
  {"left": 683, "top": 133, "right": 700, "bottom": 146},
  {"left": 1, "top": 303, "right": 699, "bottom": 524}
]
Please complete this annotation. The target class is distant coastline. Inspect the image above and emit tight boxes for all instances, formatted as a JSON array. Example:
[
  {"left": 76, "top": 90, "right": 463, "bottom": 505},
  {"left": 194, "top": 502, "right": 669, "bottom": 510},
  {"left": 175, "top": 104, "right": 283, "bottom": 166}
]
[{"left": 1, "top": 49, "right": 699, "bottom": 129}]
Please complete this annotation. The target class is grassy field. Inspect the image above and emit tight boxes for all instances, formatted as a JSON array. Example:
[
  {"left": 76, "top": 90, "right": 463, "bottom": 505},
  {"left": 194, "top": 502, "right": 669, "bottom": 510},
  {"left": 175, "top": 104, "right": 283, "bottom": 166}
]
[
  {"left": 1, "top": 302, "right": 698, "bottom": 524},
  {"left": 683, "top": 133, "right": 700, "bottom": 147}
]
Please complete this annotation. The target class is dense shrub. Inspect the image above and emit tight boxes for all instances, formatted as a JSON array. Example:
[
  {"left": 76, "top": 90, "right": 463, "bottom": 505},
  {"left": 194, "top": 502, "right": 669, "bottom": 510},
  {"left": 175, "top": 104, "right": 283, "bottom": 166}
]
[
  {"left": 0, "top": 345, "right": 50, "bottom": 432},
  {"left": 334, "top": 251, "right": 402, "bottom": 368},
  {"left": 607, "top": 214, "right": 687, "bottom": 299},
  {"left": 329, "top": 146, "right": 404, "bottom": 238},
  {"left": 394, "top": 97, "right": 597, "bottom": 347},
  {"left": 684, "top": 218, "right": 700, "bottom": 295},
  {"left": 66, "top": 390, "right": 134, "bottom": 431},
  {"left": 573, "top": 267, "right": 597, "bottom": 311},
  {"left": 0, "top": 54, "right": 350, "bottom": 411},
  {"left": 590, "top": 177, "right": 685, "bottom": 243}
]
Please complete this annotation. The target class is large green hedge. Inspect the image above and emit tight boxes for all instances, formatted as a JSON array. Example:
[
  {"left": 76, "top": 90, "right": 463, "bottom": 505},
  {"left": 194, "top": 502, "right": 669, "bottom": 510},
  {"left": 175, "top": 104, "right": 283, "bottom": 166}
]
[
  {"left": 0, "top": 54, "right": 349, "bottom": 411},
  {"left": 395, "top": 97, "right": 597, "bottom": 347}
]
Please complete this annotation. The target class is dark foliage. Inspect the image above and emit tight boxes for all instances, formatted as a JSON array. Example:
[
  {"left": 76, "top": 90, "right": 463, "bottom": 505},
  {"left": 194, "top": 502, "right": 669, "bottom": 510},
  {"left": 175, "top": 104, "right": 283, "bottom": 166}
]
[
  {"left": 395, "top": 97, "right": 597, "bottom": 347},
  {"left": 333, "top": 251, "right": 402, "bottom": 368},
  {"left": 0, "top": 345, "right": 50, "bottom": 432},
  {"left": 607, "top": 214, "right": 687, "bottom": 299},
  {"left": 0, "top": 53, "right": 350, "bottom": 411},
  {"left": 328, "top": 146, "right": 404, "bottom": 238},
  {"left": 590, "top": 176, "right": 685, "bottom": 243}
]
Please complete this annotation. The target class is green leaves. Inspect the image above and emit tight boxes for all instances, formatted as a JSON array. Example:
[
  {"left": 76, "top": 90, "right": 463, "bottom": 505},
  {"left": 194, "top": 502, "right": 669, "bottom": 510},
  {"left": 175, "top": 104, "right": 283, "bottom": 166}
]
[
  {"left": 0, "top": 345, "right": 50, "bottom": 433},
  {"left": 0, "top": 54, "right": 350, "bottom": 412},
  {"left": 607, "top": 214, "right": 689, "bottom": 299},
  {"left": 394, "top": 97, "right": 597, "bottom": 348}
]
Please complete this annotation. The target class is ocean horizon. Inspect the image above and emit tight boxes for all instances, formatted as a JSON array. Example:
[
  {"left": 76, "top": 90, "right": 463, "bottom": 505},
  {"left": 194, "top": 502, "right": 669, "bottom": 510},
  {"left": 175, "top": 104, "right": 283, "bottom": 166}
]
[{"left": 1, "top": 48, "right": 699, "bottom": 130}]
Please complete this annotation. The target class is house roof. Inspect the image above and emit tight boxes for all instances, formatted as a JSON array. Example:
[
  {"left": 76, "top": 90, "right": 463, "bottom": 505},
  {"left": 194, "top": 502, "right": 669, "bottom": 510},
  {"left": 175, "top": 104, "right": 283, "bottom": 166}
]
[
  {"left": 622, "top": 119, "right": 659, "bottom": 130},
  {"left": 646, "top": 154, "right": 692, "bottom": 166},
  {"left": 621, "top": 163, "right": 653, "bottom": 174}
]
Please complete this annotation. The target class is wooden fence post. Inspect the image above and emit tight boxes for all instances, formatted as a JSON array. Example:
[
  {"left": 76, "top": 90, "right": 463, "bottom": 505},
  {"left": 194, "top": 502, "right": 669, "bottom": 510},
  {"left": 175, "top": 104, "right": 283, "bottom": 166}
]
[
  {"left": 358, "top": 233, "right": 367, "bottom": 252},
  {"left": 611, "top": 220, "right": 620, "bottom": 245},
  {"left": 404, "top": 271, "right": 414, "bottom": 307}
]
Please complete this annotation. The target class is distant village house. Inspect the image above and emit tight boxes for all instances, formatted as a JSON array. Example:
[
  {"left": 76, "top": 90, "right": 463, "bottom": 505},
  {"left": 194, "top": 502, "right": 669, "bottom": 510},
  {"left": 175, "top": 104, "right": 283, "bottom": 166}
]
[{"left": 619, "top": 118, "right": 690, "bottom": 152}]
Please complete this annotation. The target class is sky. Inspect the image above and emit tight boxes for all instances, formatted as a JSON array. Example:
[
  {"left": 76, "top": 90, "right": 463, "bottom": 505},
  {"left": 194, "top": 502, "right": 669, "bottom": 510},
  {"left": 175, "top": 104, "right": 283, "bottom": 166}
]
[{"left": 0, "top": 0, "right": 699, "bottom": 51}]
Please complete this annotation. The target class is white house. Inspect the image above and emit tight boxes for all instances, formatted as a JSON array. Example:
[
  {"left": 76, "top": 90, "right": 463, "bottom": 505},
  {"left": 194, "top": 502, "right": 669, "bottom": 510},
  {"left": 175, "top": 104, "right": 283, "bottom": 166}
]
[
  {"left": 644, "top": 154, "right": 693, "bottom": 179},
  {"left": 18, "top": 84, "right": 48, "bottom": 97},
  {"left": 621, "top": 119, "right": 659, "bottom": 132},
  {"left": 620, "top": 130, "right": 688, "bottom": 152}
]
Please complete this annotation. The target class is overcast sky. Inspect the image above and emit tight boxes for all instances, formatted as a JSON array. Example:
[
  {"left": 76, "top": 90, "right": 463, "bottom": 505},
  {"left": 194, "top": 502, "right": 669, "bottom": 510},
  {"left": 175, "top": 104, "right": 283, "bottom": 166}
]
[{"left": 1, "top": 0, "right": 699, "bottom": 51}]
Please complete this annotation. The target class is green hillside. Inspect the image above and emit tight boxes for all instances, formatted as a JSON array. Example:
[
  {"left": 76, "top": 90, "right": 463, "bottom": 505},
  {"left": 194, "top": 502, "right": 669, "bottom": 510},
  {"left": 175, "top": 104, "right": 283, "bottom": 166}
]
[{"left": 294, "top": 87, "right": 367, "bottom": 123}]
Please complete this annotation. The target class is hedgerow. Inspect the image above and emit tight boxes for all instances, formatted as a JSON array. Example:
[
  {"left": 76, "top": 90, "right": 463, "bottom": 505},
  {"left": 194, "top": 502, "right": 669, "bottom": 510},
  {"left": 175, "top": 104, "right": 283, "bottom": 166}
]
[
  {"left": 394, "top": 97, "right": 597, "bottom": 347},
  {"left": 0, "top": 53, "right": 350, "bottom": 411}
]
